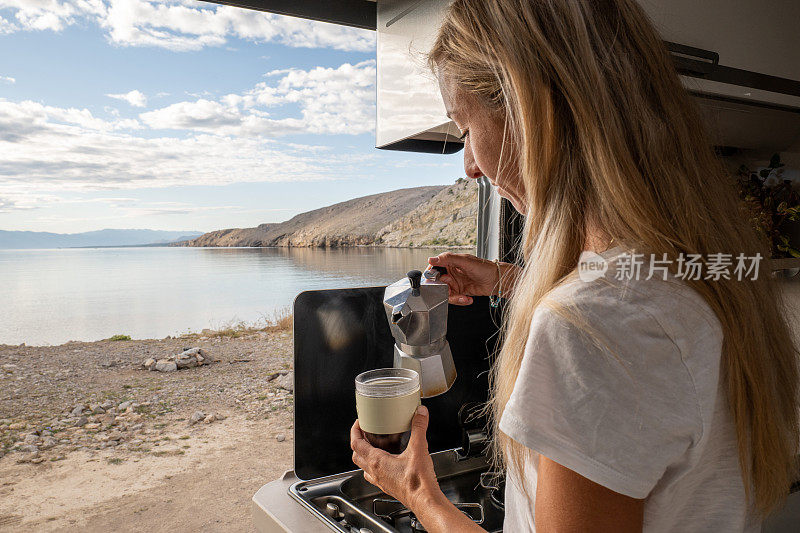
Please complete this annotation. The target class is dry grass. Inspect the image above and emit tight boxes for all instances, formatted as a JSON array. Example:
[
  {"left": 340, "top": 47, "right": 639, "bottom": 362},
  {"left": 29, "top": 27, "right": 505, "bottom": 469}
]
[
  {"left": 180, "top": 308, "right": 292, "bottom": 339},
  {"left": 264, "top": 307, "right": 292, "bottom": 332}
]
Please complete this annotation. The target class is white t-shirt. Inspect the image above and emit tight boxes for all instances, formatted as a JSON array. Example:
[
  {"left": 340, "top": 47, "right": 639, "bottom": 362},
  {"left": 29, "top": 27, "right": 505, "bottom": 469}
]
[{"left": 499, "top": 246, "right": 761, "bottom": 532}]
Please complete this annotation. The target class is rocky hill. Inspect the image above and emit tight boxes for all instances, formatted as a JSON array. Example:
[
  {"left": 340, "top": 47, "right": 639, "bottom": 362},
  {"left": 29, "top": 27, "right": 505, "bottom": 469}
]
[
  {"left": 181, "top": 181, "right": 478, "bottom": 248},
  {"left": 377, "top": 178, "right": 477, "bottom": 247}
]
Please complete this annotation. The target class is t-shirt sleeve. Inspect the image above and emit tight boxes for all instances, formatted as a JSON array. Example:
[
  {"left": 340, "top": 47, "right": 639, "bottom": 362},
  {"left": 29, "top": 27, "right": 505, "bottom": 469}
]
[{"left": 498, "top": 296, "right": 703, "bottom": 499}]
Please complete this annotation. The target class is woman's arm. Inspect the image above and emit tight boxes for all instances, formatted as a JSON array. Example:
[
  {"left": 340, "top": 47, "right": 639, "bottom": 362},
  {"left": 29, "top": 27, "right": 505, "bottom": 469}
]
[
  {"left": 536, "top": 455, "right": 644, "bottom": 532},
  {"left": 428, "top": 252, "right": 521, "bottom": 305}
]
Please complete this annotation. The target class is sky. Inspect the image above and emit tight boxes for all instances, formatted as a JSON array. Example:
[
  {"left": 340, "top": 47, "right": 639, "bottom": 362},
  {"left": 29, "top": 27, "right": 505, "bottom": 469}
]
[{"left": 0, "top": 0, "right": 462, "bottom": 233}]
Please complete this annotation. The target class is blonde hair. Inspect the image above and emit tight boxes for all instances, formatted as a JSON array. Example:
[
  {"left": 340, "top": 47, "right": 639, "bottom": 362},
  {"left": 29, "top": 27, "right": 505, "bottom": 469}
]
[{"left": 429, "top": 0, "right": 799, "bottom": 516}]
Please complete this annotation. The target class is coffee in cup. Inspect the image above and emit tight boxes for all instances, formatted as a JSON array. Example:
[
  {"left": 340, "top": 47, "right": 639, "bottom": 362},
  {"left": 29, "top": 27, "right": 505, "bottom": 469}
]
[{"left": 355, "top": 368, "right": 421, "bottom": 454}]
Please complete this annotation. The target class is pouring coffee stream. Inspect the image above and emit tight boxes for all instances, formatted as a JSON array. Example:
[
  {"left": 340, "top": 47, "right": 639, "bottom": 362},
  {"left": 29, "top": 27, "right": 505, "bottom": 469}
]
[{"left": 383, "top": 267, "right": 457, "bottom": 398}]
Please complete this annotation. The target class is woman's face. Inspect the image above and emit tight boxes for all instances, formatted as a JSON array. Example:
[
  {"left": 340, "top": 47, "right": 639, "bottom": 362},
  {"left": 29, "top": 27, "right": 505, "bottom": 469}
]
[{"left": 438, "top": 72, "right": 527, "bottom": 214}]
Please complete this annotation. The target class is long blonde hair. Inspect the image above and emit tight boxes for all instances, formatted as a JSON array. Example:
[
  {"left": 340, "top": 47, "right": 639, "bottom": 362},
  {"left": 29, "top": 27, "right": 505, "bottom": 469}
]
[{"left": 429, "top": 0, "right": 799, "bottom": 516}]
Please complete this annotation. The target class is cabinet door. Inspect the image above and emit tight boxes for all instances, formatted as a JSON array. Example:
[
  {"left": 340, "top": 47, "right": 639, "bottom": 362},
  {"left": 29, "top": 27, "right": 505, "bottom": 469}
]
[{"left": 639, "top": 0, "right": 800, "bottom": 83}]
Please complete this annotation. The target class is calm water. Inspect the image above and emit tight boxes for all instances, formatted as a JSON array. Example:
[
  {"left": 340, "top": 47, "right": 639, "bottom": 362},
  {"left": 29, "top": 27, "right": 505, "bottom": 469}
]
[{"left": 0, "top": 247, "right": 443, "bottom": 345}]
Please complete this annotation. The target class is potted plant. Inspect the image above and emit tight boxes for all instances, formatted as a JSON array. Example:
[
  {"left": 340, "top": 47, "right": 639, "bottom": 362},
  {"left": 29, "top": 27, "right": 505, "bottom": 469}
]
[{"left": 736, "top": 154, "right": 800, "bottom": 269}]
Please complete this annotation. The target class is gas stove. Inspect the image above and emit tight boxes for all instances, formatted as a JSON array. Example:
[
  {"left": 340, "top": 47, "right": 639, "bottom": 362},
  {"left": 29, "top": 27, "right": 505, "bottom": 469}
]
[
  {"left": 288, "top": 450, "right": 505, "bottom": 533},
  {"left": 252, "top": 287, "right": 506, "bottom": 532}
]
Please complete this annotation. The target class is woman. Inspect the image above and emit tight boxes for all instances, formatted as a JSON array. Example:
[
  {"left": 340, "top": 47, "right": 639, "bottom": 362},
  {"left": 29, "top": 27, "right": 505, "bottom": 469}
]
[{"left": 351, "top": 1, "right": 799, "bottom": 531}]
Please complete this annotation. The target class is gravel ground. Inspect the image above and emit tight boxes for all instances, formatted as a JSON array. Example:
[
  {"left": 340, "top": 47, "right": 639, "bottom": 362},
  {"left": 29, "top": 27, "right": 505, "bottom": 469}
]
[{"left": 0, "top": 327, "right": 295, "bottom": 531}]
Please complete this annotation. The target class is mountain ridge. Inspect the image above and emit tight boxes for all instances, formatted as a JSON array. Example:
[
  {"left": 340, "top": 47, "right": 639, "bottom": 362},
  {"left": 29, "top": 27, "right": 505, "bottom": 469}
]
[
  {"left": 180, "top": 181, "right": 478, "bottom": 249},
  {"left": 0, "top": 229, "right": 203, "bottom": 249}
]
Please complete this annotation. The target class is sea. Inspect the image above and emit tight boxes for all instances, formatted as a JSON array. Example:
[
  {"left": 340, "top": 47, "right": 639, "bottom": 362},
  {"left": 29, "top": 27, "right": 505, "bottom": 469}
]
[{"left": 0, "top": 247, "right": 443, "bottom": 346}]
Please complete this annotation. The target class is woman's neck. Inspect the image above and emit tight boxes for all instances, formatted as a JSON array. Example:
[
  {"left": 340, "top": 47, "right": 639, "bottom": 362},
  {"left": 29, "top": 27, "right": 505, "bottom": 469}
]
[{"left": 583, "top": 224, "right": 614, "bottom": 253}]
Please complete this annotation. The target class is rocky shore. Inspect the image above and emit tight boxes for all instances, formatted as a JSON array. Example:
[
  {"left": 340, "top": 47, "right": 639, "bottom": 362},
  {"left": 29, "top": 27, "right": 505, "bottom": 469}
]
[{"left": 0, "top": 326, "right": 295, "bottom": 532}]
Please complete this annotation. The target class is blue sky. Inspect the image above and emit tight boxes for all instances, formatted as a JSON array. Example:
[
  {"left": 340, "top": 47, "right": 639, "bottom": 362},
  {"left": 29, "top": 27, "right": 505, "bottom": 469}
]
[{"left": 0, "top": 0, "right": 461, "bottom": 233}]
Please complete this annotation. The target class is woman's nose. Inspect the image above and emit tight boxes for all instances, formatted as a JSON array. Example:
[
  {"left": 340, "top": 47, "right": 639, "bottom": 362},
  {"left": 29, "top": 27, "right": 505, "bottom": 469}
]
[{"left": 463, "top": 138, "right": 483, "bottom": 180}]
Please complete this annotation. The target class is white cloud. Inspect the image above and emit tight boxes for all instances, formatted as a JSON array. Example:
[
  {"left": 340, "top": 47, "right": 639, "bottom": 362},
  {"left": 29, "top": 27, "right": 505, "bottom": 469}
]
[
  {"left": 0, "top": 75, "right": 14, "bottom": 83},
  {"left": 0, "top": 98, "right": 367, "bottom": 206},
  {"left": 0, "top": 14, "right": 17, "bottom": 33},
  {"left": 0, "top": 99, "right": 141, "bottom": 142},
  {"left": 0, "top": 0, "right": 375, "bottom": 52},
  {"left": 0, "top": 0, "right": 84, "bottom": 31},
  {"left": 0, "top": 196, "right": 19, "bottom": 211},
  {"left": 120, "top": 201, "right": 243, "bottom": 217},
  {"left": 141, "top": 60, "right": 376, "bottom": 136},
  {"left": 106, "top": 89, "right": 147, "bottom": 107}
]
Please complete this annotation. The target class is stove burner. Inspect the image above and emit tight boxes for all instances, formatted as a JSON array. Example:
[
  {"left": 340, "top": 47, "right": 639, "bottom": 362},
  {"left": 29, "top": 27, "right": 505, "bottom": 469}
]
[
  {"left": 409, "top": 515, "right": 426, "bottom": 532},
  {"left": 478, "top": 470, "right": 506, "bottom": 510},
  {"left": 290, "top": 450, "right": 504, "bottom": 533},
  {"left": 372, "top": 498, "right": 484, "bottom": 531}
]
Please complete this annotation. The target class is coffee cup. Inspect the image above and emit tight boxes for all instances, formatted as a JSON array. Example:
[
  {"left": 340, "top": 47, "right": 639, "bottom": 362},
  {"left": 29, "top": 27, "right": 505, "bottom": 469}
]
[{"left": 355, "top": 368, "right": 421, "bottom": 454}]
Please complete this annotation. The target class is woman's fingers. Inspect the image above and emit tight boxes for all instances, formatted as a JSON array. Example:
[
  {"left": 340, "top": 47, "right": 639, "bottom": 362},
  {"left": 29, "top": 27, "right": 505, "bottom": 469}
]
[
  {"left": 351, "top": 426, "right": 377, "bottom": 459},
  {"left": 407, "top": 406, "right": 430, "bottom": 453},
  {"left": 428, "top": 252, "right": 474, "bottom": 270},
  {"left": 350, "top": 419, "right": 364, "bottom": 449},
  {"left": 448, "top": 294, "right": 473, "bottom": 306},
  {"left": 363, "top": 471, "right": 380, "bottom": 489},
  {"left": 440, "top": 273, "right": 473, "bottom": 305},
  {"left": 352, "top": 450, "right": 365, "bottom": 469}
]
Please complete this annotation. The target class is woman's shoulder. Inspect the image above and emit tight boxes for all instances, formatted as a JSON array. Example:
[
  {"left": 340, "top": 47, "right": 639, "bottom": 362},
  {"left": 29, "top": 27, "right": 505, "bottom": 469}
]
[{"left": 543, "top": 247, "right": 723, "bottom": 348}]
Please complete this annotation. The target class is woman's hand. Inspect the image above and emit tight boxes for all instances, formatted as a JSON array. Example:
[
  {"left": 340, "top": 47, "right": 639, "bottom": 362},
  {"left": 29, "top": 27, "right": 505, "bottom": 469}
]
[
  {"left": 350, "top": 406, "right": 486, "bottom": 533},
  {"left": 428, "top": 252, "right": 519, "bottom": 305},
  {"left": 350, "top": 406, "right": 442, "bottom": 512}
]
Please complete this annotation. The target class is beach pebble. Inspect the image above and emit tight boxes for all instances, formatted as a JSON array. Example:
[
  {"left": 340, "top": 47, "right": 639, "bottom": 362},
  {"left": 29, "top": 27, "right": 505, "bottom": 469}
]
[
  {"left": 276, "top": 434, "right": 286, "bottom": 442},
  {"left": 176, "top": 353, "right": 198, "bottom": 369},
  {"left": 276, "top": 372, "right": 294, "bottom": 392},
  {"left": 155, "top": 360, "right": 177, "bottom": 372}
]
